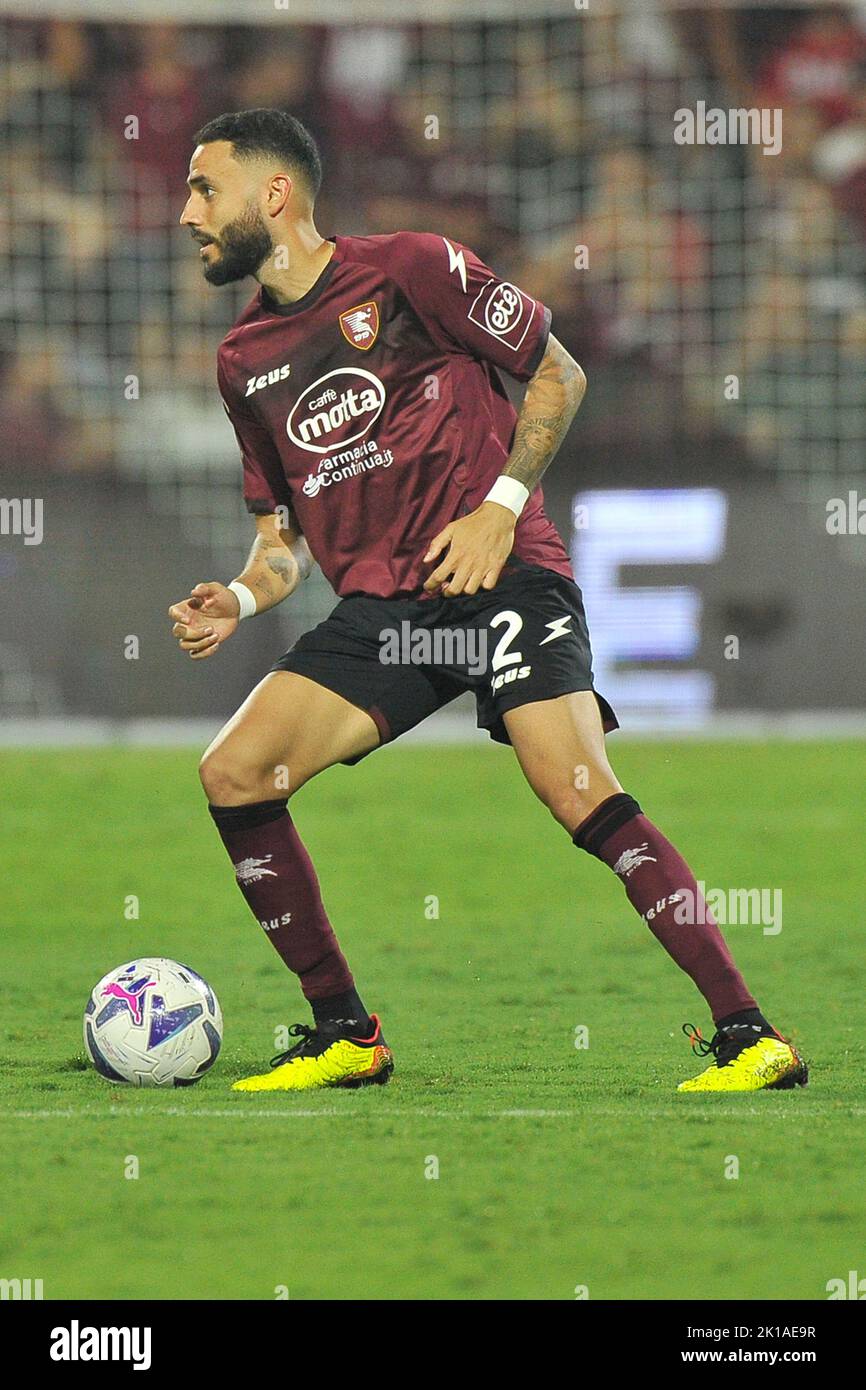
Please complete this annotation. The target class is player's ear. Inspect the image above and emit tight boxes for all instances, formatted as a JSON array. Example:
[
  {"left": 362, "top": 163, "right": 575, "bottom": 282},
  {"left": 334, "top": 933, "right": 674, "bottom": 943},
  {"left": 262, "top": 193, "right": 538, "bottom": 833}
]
[{"left": 266, "top": 173, "right": 292, "bottom": 217}]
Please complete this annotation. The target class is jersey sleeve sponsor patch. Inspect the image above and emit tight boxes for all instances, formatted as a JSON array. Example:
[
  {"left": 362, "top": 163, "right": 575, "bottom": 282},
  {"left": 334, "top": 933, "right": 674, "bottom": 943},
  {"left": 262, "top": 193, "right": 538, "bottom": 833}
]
[
  {"left": 466, "top": 277, "right": 535, "bottom": 352},
  {"left": 392, "top": 232, "right": 551, "bottom": 381}
]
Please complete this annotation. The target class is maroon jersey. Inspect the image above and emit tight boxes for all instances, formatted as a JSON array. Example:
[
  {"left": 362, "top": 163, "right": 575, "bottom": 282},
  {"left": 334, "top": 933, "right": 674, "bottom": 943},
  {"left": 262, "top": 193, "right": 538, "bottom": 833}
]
[{"left": 217, "top": 231, "right": 573, "bottom": 599}]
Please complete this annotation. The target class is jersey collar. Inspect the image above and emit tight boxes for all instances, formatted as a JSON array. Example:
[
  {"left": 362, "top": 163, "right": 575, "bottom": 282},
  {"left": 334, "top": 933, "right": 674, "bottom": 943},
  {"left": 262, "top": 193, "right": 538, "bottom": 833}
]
[{"left": 259, "top": 237, "right": 342, "bottom": 318}]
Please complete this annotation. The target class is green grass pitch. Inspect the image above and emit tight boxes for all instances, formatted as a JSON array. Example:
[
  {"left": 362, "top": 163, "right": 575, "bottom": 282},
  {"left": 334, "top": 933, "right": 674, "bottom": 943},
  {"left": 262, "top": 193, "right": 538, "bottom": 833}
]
[{"left": 0, "top": 739, "right": 863, "bottom": 1301}]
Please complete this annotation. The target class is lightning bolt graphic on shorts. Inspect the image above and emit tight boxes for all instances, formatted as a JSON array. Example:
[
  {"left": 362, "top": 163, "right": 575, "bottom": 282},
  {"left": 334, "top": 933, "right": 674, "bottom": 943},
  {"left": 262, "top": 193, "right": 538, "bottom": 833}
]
[
  {"left": 442, "top": 237, "right": 468, "bottom": 293},
  {"left": 539, "top": 616, "right": 573, "bottom": 645}
]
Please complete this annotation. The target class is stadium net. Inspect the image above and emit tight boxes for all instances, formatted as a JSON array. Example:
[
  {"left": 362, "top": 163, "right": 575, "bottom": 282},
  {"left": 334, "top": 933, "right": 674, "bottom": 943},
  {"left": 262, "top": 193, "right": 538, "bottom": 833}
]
[{"left": 1, "top": 1, "right": 864, "bottom": 644}]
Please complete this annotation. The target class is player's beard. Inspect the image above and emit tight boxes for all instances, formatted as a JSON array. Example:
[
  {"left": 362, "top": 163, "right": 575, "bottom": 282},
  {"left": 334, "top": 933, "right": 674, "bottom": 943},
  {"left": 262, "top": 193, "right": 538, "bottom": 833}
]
[{"left": 201, "top": 202, "right": 273, "bottom": 286}]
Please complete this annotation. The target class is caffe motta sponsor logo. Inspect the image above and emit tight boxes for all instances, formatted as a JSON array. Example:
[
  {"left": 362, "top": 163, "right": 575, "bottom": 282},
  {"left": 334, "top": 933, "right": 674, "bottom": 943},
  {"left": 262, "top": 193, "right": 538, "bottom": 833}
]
[
  {"left": 288, "top": 367, "right": 386, "bottom": 454},
  {"left": 50, "top": 1320, "right": 152, "bottom": 1370}
]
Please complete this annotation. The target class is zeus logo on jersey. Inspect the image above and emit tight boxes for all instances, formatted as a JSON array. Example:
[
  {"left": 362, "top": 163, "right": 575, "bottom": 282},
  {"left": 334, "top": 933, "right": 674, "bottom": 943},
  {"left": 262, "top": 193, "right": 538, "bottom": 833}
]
[
  {"left": 443, "top": 237, "right": 468, "bottom": 293},
  {"left": 245, "top": 362, "right": 291, "bottom": 396},
  {"left": 287, "top": 368, "right": 386, "bottom": 455},
  {"left": 441, "top": 236, "right": 535, "bottom": 349}
]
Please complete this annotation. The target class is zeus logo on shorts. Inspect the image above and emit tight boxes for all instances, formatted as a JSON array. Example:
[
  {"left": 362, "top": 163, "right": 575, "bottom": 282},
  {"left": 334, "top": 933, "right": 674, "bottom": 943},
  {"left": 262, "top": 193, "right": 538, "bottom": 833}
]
[
  {"left": 468, "top": 279, "right": 534, "bottom": 351},
  {"left": 491, "top": 664, "right": 531, "bottom": 693},
  {"left": 489, "top": 609, "right": 531, "bottom": 691}
]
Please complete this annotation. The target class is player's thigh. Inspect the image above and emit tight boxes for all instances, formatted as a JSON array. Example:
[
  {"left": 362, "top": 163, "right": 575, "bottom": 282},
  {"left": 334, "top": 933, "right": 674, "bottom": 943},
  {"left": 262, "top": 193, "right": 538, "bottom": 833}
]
[
  {"left": 503, "top": 690, "right": 623, "bottom": 832},
  {"left": 199, "top": 671, "right": 380, "bottom": 803}
]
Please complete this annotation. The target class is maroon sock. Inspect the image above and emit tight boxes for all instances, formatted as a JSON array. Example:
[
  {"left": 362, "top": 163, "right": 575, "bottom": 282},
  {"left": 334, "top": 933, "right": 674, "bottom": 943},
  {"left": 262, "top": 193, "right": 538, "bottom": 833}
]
[
  {"left": 573, "top": 794, "right": 757, "bottom": 1022},
  {"left": 208, "top": 798, "right": 356, "bottom": 1004}
]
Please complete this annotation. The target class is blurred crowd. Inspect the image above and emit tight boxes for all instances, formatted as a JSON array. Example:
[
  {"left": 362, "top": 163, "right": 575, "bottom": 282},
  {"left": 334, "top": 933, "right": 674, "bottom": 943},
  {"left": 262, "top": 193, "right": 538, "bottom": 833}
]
[{"left": 1, "top": 5, "right": 865, "bottom": 481}]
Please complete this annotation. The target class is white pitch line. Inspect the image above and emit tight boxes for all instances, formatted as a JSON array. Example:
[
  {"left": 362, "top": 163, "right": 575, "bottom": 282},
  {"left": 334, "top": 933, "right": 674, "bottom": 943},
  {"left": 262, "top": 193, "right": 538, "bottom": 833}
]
[
  {"left": 4, "top": 1104, "right": 853, "bottom": 1121},
  {"left": 3, "top": 1107, "right": 583, "bottom": 1120}
]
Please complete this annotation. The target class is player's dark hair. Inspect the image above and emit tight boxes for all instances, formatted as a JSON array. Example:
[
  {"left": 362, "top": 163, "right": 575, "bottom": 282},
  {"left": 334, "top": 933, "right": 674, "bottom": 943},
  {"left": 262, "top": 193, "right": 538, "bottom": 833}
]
[{"left": 193, "top": 108, "right": 323, "bottom": 201}]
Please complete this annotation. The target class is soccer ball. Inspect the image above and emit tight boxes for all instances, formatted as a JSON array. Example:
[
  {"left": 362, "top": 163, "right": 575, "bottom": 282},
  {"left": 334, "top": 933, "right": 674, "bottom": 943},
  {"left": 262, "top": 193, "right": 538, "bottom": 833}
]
[{"left": 83, "top": 958, "right": 223, "bottom": 1087}]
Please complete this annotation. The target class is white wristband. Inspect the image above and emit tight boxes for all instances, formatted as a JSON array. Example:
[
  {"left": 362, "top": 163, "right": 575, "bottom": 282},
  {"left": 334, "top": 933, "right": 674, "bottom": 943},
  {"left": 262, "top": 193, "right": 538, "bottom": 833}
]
[
  {"left": 227, "top": 579, "right": 257, "bottom": 621},
  {"left": 483, "top": 475, "right": 530, "bottom": 518}
]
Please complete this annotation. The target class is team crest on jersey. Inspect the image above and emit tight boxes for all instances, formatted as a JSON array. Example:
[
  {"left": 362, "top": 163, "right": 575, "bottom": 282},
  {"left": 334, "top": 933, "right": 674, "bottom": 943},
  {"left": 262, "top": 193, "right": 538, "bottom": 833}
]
[{"left": 339, "top": 301, "right": 379, "bottom": 351}]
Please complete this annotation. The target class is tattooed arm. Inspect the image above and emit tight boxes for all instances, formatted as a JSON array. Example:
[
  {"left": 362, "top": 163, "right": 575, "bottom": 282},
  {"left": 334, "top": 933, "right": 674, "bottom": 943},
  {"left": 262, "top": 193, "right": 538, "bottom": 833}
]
[
  {"left": 168, "top": 509, "right": 314, "bottom": 661},
  {"left": 502, "top": 333, "right": 586, "bottom": 493},
  {"left": 237, "top": 507, "right": 313, "bottom": 611},
  {"left": 422, "top": 334, "right": 585, "bottom": 596}
]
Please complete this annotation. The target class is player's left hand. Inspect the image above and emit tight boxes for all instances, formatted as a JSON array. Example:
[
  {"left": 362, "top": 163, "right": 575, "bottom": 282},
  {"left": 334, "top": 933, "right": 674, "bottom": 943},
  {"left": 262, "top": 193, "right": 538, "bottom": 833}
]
[{"left": 422, "top": 501, "right": 516, "bottom": 596}]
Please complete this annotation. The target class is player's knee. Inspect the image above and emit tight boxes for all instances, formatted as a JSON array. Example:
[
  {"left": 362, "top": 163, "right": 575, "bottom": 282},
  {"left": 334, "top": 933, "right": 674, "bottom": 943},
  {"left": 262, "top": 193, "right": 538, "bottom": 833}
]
[
  {"left": 198, "top": 748, "right": 275, "bottom": 806},
  {"left": 540, "top": 777, "right": 621, "bottom": 835},
  {"left": 543, "top": 785, "right": 588, "bottom": 832}
]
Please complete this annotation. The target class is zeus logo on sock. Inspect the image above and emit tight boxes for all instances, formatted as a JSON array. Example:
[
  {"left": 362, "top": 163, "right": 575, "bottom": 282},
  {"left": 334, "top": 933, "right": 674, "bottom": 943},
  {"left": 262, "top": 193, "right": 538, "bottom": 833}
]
[
  {"left": 642, "top": 894, "right": 684, "bottom": 922},
  {"left": 612, "top": 844, "right": 658, "bottom": 879},
  {"left": 234, "top": 855, "right": 277, "bottom": 884},
  {"left": 260, "top": 913, "right": 292, "bottom": 932}
]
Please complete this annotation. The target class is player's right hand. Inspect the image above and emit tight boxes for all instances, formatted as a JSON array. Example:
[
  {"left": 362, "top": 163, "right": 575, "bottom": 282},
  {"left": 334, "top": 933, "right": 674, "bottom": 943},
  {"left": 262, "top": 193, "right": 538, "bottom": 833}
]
[{"left": 168, "top": 582, "right": 240, "bottom": 660}]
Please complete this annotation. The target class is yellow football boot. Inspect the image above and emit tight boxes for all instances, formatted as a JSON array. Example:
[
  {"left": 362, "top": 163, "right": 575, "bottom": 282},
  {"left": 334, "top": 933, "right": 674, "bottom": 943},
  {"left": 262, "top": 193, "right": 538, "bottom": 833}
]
[
  {"left": 677, "top": 1022, "right": 808, "bottom": 1093},
  {"left": 233, "top": 1014, "right": 393, "bottom": 1093}
]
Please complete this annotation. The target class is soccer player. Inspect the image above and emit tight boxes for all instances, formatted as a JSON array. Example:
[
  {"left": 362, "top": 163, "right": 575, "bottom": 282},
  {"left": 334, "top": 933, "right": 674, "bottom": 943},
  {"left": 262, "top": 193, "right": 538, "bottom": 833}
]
[{"left": 170, "top": 109, "right": 806, "bottom": 1094}]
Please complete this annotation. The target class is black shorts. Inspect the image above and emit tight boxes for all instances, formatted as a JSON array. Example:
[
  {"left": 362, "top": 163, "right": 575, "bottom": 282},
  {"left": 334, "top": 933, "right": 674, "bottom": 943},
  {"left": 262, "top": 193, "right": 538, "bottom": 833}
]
[{"left": 271, "top": 559, "right": 618, "bottom": 763}]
